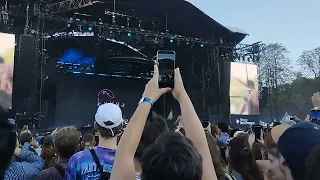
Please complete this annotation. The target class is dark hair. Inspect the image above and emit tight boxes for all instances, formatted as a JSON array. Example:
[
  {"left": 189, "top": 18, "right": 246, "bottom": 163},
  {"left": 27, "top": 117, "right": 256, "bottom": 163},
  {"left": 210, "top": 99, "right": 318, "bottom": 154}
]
[
  {"left": 0, "top": 118, "right": 16, "bottom": 178},
  {"left": 41, "top": 148, "right": 57, "bottom": 169},
  {"left": 135, "top": 112, "right": 169, "bottom": 160},
  {"left": 19, "top": 132, "right": 32, "bottom": 145},
  {"left": 95, "top": 121, "right": 123, "bottom": 139},
  {"left": 304, "top": 145, "right": 320, "bottom": 180},
  {"left": 229, "top": 128, "right": 241, "bottom": 138},
  {"left": 54, "top": 126, "right": 80, "bottom": 159},
  {"left": 82, "top": 133, "right": 95, "bottom": 143},
  {"left": 141, "top": 132, "right": 202, "bottom": 180},
  {"left": 217, "top": 122, "right": 229, "bottom": 133},
  {"left": 205, "top": 132, "right": 225, "bottom": 180},
  {"left": 228, "top": 136, "right": 263, "bottom": 180}
]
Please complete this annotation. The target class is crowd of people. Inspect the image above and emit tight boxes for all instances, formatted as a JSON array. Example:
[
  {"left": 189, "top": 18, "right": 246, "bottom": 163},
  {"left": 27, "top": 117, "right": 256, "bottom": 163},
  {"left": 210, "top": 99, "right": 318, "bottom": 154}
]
[{"left": 0, "top": 65, "right": 320, "bottom": 180}]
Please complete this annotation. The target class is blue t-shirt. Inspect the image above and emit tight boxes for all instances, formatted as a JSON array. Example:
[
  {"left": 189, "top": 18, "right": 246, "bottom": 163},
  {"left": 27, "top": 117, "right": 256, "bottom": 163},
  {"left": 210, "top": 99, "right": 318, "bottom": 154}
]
[
  {"left": 64, "top": 146, "right": 116, "bottom": 180},
  {"left": 219, "top": 133, "right": 230, "bottom": 145}
]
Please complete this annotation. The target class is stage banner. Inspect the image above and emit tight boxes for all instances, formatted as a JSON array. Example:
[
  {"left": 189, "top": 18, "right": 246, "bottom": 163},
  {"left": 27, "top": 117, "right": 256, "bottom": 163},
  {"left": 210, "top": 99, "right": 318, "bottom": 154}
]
[{"left": 230, "top": 114, "right": 260, "bottom": 128}]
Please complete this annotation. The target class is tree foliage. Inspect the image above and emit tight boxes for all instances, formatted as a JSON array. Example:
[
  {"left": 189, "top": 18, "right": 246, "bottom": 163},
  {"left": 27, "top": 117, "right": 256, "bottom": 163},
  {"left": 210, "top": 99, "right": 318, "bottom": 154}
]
[{"left": 298, "top": 47, "right": 320, "bottom": 78}]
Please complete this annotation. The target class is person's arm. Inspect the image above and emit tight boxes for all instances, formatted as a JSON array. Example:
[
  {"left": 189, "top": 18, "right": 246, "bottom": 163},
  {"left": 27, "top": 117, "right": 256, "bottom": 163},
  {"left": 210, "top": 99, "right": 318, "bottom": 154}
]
[
  {"left": 15, "top": 143, "right": 44, "bottom": 177},
  {"left": 172, "top": 68, "right": 217, "bottom": 180},
  {"left": 111, "top": 65, "right": 171, "bottom": 180}
]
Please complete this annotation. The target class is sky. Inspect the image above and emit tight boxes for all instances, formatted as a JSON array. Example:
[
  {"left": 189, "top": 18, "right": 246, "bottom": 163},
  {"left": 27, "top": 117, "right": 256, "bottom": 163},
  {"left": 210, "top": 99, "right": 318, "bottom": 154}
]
[{"left": 190, "top": 0, "right": 320, "bottom": 60}]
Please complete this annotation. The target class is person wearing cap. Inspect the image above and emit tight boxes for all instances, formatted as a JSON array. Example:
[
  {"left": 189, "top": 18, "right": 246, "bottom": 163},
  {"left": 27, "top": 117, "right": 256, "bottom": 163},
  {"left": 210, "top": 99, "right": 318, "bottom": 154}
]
[
  {"left": 65, "top": 103, "right": 124, "bottom": 179},
  {"left": 271, "top": 122, "right": 320, "bottom": 180}
]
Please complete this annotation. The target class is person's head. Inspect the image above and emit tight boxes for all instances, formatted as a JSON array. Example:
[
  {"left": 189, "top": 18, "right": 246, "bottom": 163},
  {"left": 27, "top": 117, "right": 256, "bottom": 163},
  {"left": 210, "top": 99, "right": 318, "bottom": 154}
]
[
  {"left": 265, "top": 142, "right": 286, "bottom": 180},
  {"left": 210, "top": 124, "right": 220, "bottom": 138},
  {"left": 227, "top": 135, "right": 263, "bottom": 180},
  {"left": 54, "top": 126, "right": 80, "bottom": 159},
  {"left": 0, "top": 108, "right": 16, "bottom": 178},
  {"left": 247, "top": 80, "right": 255, "bottom": 89},
  {"left": 135, "top": 111, "right": 169, "bottom": 161},
  {"left": 205, "top": 132, "right": 225, "bottom": 180},
  {"left": 43, "top": 135, "right": 54, "bottom": 149},
  {"left": 82, "top": 133, "right": 96, "bottom": 148},
  {"left": 19, "top": 132, "right": 32, "bottom": 145},
  {"left": 229, "top": 128, "right": 240, "bottom": 138},
  {"left": 271, "top": 122, "right": 320, "bottom": 180},
  {"left": 141, "top": 131, "right": 202, "bottom": 180},
  {"left": 217, "top": 122, "right": 229, "bottom": 134},
  {"left": 94, "top": 103, "right": 123, "bottom": 140}
]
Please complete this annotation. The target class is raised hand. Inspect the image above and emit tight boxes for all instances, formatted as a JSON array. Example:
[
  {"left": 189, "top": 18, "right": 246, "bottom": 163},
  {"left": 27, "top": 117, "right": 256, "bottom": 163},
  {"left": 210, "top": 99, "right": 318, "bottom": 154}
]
[
  {"left": 142, "top": 65, "right": 172, "bottom": 102},
  {"left": 311, "top": 92, "right": 320, "bottom": 108},
  {"left": 172, "top": 68, "right": 187, "bottom": 101}
]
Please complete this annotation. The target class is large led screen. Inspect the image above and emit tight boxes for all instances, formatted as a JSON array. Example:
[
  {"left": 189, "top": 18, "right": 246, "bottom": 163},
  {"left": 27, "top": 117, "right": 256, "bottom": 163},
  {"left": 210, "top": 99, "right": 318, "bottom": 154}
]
[
  {"left": 230, "top": 62, "right": 259, "bottom": 115},
  {"left": 0, "top": 33, "right": 15, "bottom": 109}
]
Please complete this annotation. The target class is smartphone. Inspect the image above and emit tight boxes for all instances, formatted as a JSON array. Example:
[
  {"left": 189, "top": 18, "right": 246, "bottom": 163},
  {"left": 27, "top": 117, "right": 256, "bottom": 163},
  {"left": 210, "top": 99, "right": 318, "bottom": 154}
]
[
  {"left": 156, "top": 50, "right": 176, "bottom": 88},
  {"left": 310, "top": 109, "right": 320, "bottom": 121},
  {"left": 201, "top": 121, "right": 210, "bottom": 128},
  {"left": 253, "top": 125, "right": 262, "bottom": 140}
]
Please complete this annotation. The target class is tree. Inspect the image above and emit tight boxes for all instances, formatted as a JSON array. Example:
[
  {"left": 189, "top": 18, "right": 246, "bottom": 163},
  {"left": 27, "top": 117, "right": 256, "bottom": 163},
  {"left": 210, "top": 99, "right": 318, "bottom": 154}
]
[
  {"left": 258, "top": 43, "right": 294, "bottom": 119},
  {"left": 298, "top": 47, "right": 320, "bottom": 78}
]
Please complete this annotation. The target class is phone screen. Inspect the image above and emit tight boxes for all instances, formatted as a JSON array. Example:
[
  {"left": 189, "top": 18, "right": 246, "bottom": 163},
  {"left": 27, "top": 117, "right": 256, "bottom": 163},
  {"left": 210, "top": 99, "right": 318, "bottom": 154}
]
[
  {"left": 310, "top": 109, "right": 320, "bottom": 121},
  {"left": 157, "top": 50, "right": 175, "bottom": 88},
  {"left": 253, "top": 125, "right": 262, "bottom": 140}
]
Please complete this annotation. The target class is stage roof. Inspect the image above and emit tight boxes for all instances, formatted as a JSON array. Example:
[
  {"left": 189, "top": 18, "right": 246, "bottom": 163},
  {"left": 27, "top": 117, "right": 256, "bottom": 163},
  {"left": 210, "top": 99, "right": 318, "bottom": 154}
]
[{"left": 6, "top": 0, "right": 248, "bottom": 44}]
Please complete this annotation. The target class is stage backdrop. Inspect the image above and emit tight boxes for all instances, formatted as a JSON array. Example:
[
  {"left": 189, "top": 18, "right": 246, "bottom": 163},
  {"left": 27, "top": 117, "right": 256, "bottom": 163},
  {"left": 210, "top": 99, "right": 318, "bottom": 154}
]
[
  {"left": 0, "top": 33, "right": 15, "bottom": 109},
  {"left": 54, "top": 74, "right": 147, "bottom": 127},
  {"left": 230, "top": 62, "right": 259, "bottom": 115}
]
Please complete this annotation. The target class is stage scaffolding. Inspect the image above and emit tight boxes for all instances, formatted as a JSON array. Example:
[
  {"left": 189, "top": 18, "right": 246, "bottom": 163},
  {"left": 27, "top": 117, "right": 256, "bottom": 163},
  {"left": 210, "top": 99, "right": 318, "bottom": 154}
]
[{"left": 2, "top": 0, "right": 240, "bottom": 127}]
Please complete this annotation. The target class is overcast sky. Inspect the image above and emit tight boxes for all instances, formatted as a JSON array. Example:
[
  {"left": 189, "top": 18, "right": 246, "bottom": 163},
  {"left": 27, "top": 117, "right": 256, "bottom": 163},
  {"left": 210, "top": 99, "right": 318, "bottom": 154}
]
[{"left": 190, "top": 0, "right": 320, "bottom": 60}]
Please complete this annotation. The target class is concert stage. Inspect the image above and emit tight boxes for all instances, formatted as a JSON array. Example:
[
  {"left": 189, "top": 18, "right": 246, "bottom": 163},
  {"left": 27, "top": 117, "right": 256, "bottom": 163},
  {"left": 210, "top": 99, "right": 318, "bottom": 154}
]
[{"left": 2, "top": 0, "right": 247, "bottom": 128}]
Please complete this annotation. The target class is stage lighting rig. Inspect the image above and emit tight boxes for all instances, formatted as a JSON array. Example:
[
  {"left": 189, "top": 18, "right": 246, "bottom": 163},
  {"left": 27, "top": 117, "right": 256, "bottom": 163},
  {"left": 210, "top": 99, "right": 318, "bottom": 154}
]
[{"left": 43, "top": 0, "right": 99, "bottom": 15}]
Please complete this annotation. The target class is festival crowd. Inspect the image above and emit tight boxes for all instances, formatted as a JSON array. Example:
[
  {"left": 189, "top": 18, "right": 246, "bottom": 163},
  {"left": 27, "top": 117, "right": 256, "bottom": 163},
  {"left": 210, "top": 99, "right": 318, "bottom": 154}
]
[{"left": 0, "top": 65, "right": 320, "bottom": 180}]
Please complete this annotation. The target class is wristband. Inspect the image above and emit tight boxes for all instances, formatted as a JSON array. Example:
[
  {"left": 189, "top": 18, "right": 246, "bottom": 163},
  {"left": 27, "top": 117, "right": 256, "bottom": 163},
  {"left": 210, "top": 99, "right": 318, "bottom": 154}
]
[{"left": 139, "top": 97, "right": 154, "bottom": 106}]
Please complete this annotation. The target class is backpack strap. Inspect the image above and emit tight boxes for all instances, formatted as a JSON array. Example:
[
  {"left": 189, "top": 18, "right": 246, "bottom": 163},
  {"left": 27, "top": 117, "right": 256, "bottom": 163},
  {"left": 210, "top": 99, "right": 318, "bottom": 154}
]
[
  {"left": 89, "top": 149, "right": 110, "bottom": 179},
  {"left": 54, "top": 164, "right": 66, "bottom": 177}
]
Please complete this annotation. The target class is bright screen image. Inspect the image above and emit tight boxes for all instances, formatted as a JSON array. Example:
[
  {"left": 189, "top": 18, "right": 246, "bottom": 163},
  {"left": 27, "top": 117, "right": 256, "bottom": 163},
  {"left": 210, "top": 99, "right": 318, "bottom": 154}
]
[
  {"left": 157, "top": 51, "right": 175, "bottom": 87},
  {"left": 230, "top": 62, "right": 259, "bottom": 115},
  {"left": 0, "top": 33, "right": 15, "bottom": 109}
]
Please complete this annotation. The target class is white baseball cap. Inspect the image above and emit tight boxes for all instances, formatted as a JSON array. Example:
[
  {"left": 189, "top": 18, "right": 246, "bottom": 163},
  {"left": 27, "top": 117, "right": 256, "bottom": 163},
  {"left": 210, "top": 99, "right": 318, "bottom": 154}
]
[{"left": 95, "top": 103, "right": 123, "bottom": 129}]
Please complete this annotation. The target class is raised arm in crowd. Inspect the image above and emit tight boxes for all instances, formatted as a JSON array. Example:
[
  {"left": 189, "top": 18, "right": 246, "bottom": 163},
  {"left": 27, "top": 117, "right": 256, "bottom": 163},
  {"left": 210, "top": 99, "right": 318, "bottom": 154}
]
[{"left": 110, "top": 65, "right": 217, "bottom": 180}]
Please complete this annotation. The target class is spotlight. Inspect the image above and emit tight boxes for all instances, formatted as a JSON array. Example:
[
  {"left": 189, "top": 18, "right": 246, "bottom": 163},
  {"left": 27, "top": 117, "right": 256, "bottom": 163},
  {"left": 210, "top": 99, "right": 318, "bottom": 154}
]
[
  {"left": 155, "top": 37, "right": 158, "bottom": 41},
  {"left": 200, "top": 44, "right": 204, "bottom": 48},
  {"left": 88, "top": 27, "right": 93, "bottom": 31},
  {"left": 186, "top": 42, "right": 190, "bottom": 45},
  {"left": 127, "top": 33, "right": 132, "bottom": 37},
  {"left": 170, "top": 39, "right": 174, "bottom": 43},
  {"left": 67, "top": 23, "right": 71, "bottom": 28}
]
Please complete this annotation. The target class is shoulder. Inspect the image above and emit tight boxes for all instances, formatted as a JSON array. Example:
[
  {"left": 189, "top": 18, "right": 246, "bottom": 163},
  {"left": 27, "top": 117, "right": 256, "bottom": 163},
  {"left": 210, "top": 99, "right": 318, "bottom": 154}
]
[
  {"left": 5, "top": 163, "right": 25, "bottom": 179},
  {"left": 37, "top": 167, "right": 59, "bottom": 179}
]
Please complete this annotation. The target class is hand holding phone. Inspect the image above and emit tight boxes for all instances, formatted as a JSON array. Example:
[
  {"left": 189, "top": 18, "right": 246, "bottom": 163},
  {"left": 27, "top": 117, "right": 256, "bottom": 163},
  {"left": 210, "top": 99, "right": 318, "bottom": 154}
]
[{"left": 253, "top": 125, "right": 262, "bottom": 140}]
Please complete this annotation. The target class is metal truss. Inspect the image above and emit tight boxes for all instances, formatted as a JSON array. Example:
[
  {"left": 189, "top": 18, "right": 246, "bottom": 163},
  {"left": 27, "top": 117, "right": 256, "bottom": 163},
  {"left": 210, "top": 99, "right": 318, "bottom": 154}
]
[{"left": 44, "top": 0, "right": 99, "bottom": 15}]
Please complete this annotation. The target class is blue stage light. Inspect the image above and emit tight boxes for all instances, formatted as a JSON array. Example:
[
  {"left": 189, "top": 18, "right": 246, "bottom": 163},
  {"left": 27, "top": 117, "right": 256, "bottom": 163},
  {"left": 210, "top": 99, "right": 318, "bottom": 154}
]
[
  {"left": 200, "top": 44, "right": 204, "bottom": 48},
  {"left": 170, "top": 39, "right": 174, "bottom": 43},
  {"left": 186, "top": 42, "right": 190, "bottom": 45},
  {"left": 88, "top": 27, "right": 93, "bottom": 31},
  {"left": 127, "top": 33, "right": 132, "bottom": 37},
  {"left": 67, "top": 23, "right": 71, "bottom": 28},
  {"left": 155, "top": 37, "right": 158, "bottom": 41}
]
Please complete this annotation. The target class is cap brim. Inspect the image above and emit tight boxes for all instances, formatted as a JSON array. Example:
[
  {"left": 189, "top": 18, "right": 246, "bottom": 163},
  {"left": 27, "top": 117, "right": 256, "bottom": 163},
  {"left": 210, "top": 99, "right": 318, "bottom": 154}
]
[{"left": 271, "top": 124, "right": 290, "bottom": 144}]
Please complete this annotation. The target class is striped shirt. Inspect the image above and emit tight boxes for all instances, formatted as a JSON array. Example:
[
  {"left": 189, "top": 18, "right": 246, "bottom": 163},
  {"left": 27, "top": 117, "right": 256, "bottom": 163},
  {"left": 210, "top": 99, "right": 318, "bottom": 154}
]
[{"left": 5, "top": 143, "right": 45, "bottom": 180}]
